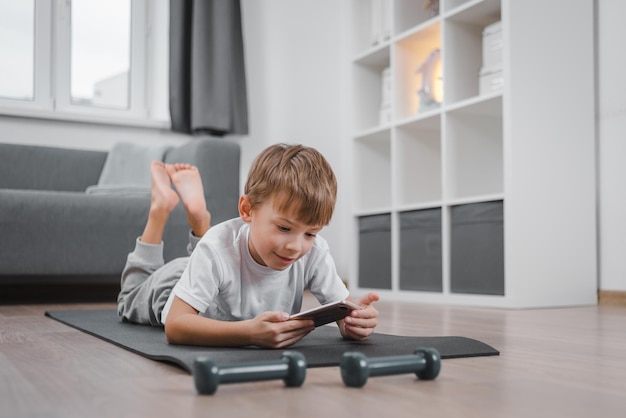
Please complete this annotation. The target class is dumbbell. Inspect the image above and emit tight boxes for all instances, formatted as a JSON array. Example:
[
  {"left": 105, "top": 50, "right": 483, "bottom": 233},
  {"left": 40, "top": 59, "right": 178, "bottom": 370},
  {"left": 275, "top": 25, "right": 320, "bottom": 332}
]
[
  {"left": 193, "top": 351, "right": 307, "bottom": 395},
  {"left": 340, "top": 347, "right": 441, "bottom": 387}
]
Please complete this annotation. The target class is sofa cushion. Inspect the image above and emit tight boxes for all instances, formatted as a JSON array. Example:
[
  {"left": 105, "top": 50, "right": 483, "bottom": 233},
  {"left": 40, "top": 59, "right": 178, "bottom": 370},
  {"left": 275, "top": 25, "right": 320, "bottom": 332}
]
[{"left": 94, "top": 142, "right": 171, "bottom": 188}]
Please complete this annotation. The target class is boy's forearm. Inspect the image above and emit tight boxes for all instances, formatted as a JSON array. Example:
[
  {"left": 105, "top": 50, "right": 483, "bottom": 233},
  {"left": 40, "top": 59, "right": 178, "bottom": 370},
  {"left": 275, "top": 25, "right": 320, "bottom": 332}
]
[{"left": 165, "top": 314, "right": 252, "bottom": 347}]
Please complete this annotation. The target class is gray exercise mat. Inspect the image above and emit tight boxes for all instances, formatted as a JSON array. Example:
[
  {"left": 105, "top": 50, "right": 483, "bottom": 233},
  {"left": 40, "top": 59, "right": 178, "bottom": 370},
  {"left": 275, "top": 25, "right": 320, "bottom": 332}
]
[{"left": 45, "top": 309, "right": 499, "bottom": 373}]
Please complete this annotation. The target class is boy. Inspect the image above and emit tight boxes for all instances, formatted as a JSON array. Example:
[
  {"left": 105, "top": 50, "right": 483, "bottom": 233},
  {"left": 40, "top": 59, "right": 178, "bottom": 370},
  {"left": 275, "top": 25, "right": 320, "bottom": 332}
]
[{"left": 117, "top": 143, "right": 379, "bottom": 348}]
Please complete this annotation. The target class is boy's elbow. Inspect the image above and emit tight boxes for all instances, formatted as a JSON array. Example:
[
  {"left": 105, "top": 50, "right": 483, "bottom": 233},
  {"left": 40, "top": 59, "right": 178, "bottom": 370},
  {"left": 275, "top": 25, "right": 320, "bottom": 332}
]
[{"left": 164, "top": 320, "right": 183, "bottom": 345}]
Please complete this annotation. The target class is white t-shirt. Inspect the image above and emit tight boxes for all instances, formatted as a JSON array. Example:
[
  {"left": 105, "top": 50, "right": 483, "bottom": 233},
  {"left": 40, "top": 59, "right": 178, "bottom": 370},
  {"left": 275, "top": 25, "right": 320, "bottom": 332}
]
[{"left": 160, "top": 217, "right": 349, "bottom": 324}]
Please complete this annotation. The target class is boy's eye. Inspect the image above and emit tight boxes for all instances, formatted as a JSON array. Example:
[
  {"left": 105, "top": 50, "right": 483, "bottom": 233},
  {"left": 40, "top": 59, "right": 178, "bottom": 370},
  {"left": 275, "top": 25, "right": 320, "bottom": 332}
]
[
  {"left": 306, "top": 233, "right": 317, "bottom": 239},
  {"left": 277, "top": 225, "right": 290, "bottom": 232}
]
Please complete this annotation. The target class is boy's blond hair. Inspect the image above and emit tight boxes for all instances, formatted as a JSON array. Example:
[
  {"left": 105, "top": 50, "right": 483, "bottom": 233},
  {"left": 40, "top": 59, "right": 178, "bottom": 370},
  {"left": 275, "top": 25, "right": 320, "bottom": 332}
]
[{"left": 244, "top": 143, "right": 337, "bottom": 226}]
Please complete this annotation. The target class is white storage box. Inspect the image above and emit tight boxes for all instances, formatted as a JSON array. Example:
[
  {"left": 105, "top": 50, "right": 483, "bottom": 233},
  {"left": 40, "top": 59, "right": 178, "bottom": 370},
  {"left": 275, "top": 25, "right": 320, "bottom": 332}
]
[
  {"left": 479, "top": 66, "right": 503, "bottom": 95},
  {"left": 482, "top": 21, "right": 503, "bottom": 69}
]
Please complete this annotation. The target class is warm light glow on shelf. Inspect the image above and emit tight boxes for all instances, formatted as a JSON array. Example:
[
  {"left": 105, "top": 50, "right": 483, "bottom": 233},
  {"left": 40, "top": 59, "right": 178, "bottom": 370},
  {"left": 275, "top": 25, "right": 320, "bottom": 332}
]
[{"left": 432, "top": 53, "right": 443, "bottom": 103}]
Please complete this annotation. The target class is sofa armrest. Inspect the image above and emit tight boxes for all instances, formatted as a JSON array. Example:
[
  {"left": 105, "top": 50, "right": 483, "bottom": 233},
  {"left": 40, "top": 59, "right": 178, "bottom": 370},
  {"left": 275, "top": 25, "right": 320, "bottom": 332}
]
[
  {"left": 0, "top": 143, "right": 107, "bottom": 192},
  {"left": 164, "top": 137, "right": 241, "bottom": 224}
]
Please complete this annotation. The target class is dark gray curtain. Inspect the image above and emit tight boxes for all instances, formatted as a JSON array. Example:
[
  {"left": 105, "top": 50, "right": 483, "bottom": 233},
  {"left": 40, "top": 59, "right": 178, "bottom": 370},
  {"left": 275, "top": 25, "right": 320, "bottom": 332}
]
[{"left": 169, "top": 0, "right": 248, "bottom": 136}]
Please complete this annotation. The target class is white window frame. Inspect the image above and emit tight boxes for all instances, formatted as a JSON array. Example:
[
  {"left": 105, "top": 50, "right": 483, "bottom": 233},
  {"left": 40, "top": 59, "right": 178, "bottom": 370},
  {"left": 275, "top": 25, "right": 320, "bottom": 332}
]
[{"left": 0, "top": 0, "right": 168, "bottom": 128}]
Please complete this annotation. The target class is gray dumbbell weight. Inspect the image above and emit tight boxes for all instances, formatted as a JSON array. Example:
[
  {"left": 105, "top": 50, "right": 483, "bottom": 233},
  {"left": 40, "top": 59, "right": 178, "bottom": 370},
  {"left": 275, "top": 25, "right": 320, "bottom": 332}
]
[
  {"left": 340, "top": 347, "right": 441, "bottom": 387},
  {"left": 193, "top": 351, "right": 307, "bottom": 395}
]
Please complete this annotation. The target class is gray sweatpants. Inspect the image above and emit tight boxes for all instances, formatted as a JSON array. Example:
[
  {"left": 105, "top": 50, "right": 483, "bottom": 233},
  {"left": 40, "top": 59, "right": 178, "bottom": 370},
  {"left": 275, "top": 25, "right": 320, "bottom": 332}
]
[{"left": 117, "top": 232, "right": 200, "bottom": 326}]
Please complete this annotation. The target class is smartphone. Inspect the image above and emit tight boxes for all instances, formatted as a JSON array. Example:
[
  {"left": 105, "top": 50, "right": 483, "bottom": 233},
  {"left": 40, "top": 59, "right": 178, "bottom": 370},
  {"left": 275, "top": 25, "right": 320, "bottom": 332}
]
[{"left": 289, "top": 300, "right": 362, "bottom": 327}]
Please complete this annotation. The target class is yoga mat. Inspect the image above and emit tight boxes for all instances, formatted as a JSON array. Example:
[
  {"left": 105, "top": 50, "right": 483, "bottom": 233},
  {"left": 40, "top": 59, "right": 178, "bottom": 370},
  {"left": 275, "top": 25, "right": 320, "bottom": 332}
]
[{"left": 46, "top": 309, "right": 499, "bottom": 373}]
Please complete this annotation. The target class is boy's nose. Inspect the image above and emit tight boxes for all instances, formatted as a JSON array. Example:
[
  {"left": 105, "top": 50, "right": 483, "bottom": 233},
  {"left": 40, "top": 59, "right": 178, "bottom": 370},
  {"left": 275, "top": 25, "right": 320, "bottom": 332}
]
[{"left": 284, "top": 237, "right": 302, "bottom": 253}]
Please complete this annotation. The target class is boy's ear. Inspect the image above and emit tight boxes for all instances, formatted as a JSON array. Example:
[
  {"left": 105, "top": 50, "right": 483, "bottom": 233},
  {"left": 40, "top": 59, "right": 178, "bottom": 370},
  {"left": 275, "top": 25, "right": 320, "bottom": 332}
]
[{"left": 239, "top": 195, "right": 253, "bottom": 222}]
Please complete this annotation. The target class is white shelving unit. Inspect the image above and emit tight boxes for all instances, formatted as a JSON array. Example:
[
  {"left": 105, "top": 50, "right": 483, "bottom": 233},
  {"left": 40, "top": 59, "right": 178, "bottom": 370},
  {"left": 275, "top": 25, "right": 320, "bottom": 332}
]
[{"left": 349, "top": 0, "right": 597, "bottom": 308}]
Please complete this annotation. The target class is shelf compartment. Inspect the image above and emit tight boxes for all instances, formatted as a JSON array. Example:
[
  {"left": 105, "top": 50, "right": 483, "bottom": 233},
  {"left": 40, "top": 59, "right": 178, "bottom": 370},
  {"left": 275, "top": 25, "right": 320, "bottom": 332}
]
[
  {"left": 443, "top": 0, "right": 501, "bottom": 104},
  {"left": 445, "top": 0, "right": 500, "bottom": 25},
  {"left": 354, "top": 131, "right": 392, "bottom": 210},
  {"left": 395, "top": 114, "right": 442, "bottom": 205},
  {"left": 358, "top": 213, "right": 392, "bottom": 290},
  {"left": 352, "top": 48, "right": 391, "bottom": 132},
  {"left": 394, "top": 21, "right": 442, "bottom": 118},
  {"left": 444, "top": 95, "right": 502, "bottom": 199},
  {"left": 449, "top": 200, "right": 504, "bottom": 295},
  {"left": 350, "top": 0, "right": 392, "bottom": 54},
  {"left": 353, "top": 43, "right": 391, "bottom": 67},
  {"left": 394, "top": 0, "right": 440, "bottom": 35},
  {"left": 444, "top": 0, "right": 474, "bottom": 13},
  {"left": 399, "top": 208, "right": 442, "bottom": 292}
]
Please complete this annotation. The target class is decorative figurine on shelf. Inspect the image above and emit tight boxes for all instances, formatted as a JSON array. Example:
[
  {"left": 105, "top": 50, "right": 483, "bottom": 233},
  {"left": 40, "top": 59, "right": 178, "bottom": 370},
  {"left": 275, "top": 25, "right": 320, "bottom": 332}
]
[
  {"left": 424, "top": 0, "right": 440, "bottom": 17},
  {"left": 415, "top": 48, "right": 442, "bottom": 113}
]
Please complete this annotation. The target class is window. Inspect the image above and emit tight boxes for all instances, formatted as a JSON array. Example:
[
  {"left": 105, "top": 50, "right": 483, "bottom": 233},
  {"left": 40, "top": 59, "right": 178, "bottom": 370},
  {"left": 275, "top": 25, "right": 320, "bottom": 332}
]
[
  {"left": 70, "top": 0, "right": 131, "bottom": 108},
  {"left": 0, "top": 0, "right": 35, "bottom": 101},
  {"left": 0, "top": 0, "right": 168, "bottom": 127}
]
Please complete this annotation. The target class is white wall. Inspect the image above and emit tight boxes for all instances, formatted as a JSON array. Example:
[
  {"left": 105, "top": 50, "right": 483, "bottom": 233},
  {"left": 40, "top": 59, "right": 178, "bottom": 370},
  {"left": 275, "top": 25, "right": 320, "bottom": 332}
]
[
  {"left": 240, "top": 0, "right": 351, "bottom": 279},
  {"left": 0, "top": 116, "right": 188, "bottom": 150},
  {"left": 597, "top": 0, "right": 626, "bottom": 291}
]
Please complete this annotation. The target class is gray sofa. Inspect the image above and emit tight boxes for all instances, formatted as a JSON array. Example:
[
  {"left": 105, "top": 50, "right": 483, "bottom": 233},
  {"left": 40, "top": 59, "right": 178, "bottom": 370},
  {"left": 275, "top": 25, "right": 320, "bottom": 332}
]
[{"left": 0, "top": 138, "right": 240, "bottom": 297}]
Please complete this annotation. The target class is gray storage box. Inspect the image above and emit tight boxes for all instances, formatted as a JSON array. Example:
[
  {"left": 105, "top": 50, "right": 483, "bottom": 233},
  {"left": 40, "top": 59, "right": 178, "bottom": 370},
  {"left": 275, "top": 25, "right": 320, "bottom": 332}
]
[
  {"left": 450, "top": 201, "right": 504, "bottom": 295},
  {"left": 399, "top": 209, "right": 442, "bottom": 292},
  {"left": 358, "top": 214, "right": 392, "bottom": 289}
]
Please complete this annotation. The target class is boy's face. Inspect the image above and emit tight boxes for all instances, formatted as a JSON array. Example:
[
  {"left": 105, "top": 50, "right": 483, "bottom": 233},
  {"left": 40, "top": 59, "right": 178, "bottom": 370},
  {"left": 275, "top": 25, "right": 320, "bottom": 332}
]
[{"left": 240, "top": 196, "right": 323, "bottom": 270}]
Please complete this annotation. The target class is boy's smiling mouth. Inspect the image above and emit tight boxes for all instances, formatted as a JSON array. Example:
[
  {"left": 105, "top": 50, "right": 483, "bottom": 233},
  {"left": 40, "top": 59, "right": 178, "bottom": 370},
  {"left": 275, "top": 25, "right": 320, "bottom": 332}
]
[{"left": 275, "top": 253, "right": 295, "bottom": 265}]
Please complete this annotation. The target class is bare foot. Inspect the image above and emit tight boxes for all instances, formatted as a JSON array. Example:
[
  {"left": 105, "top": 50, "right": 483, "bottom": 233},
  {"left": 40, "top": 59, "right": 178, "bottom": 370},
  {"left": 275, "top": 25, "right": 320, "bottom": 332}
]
[
  {"left": 140, "top": 161, "right": 180, "bottom": 245},
  {"left": 150, "top": 161, "right": 179, "bottom": 214},
  {"left": 166, "top": 163, "right": 211, "bottom": 237}
]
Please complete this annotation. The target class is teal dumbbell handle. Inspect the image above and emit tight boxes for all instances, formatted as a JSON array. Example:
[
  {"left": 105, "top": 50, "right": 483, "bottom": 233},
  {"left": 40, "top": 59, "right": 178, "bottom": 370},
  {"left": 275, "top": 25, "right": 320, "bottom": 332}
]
[
  {"left": 340, "top": 347, "right": 441, "bottom": 388},
  {"left": 194, "top": 351, "right": 307, "bottom": 395}
]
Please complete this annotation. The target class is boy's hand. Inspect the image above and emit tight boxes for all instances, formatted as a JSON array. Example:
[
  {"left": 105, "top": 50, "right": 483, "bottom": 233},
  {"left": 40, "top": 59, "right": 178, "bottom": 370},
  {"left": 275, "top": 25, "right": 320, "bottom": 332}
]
[
  {"left": 248, "top": 311, "right": 315, "bottom": 349},
  {"left": 340, "top": 292, "right": 379, "bottom": 341}
]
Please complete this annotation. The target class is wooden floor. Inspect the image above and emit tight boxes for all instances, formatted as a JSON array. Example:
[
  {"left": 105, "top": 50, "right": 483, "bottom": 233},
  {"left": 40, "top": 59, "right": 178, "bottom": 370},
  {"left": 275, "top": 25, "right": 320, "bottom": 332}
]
[{"left": 1, "top": 294, "right": 625, "bottom": 418}]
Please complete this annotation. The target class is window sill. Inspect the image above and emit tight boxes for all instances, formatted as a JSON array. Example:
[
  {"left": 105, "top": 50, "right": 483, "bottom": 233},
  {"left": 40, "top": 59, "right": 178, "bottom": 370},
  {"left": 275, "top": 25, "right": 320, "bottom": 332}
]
[{"left": 0, "top": 106, "right": 171, "bottom": 130}]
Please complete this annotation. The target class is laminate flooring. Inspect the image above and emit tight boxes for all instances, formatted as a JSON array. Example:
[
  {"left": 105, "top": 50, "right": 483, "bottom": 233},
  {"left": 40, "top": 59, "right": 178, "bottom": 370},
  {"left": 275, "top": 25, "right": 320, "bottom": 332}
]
[{"left": 1, "top": 294, "right": 625, "bottom": 418}]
